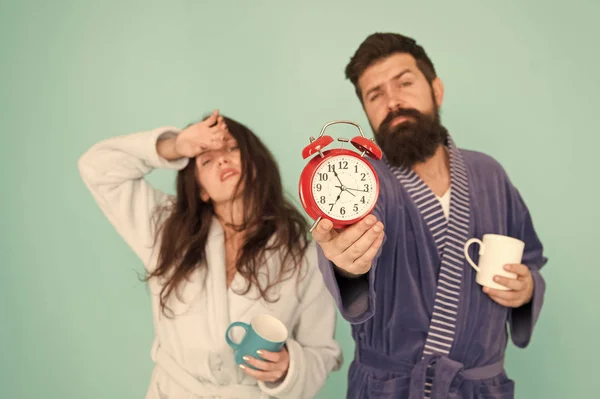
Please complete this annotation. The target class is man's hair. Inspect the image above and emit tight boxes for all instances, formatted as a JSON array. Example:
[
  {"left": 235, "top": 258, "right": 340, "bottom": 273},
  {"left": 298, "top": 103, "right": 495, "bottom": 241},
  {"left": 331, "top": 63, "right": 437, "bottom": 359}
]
[{"left": 345, "top": 32, "right": 437, "bottom": 101}]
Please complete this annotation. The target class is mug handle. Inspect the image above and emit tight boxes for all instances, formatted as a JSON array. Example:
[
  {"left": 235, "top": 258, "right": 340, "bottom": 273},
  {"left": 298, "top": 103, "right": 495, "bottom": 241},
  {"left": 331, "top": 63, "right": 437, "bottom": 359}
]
[
  {"left": 225, "top": 322, "right": 249, "bottom": 350},
  {"left": 464, "top": 238, "right": 484, "bottom": 272}
]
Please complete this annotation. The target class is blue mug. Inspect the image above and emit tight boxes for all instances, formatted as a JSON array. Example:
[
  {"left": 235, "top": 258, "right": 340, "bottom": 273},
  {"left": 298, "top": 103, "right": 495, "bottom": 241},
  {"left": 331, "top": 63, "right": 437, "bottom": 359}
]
[{"left": 225, "top": 314, "right": 288, "bottom": 369}]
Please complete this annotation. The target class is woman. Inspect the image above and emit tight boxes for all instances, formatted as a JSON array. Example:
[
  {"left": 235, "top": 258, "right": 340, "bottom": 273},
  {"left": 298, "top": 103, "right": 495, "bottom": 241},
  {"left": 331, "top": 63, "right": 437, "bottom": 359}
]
[{"left": 78, "top": 110, "right": 342, "bottom": 398}]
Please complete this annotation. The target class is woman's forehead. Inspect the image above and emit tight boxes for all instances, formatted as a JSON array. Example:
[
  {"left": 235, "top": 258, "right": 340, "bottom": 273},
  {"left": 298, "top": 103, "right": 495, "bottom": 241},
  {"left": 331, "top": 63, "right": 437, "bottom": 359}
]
[{"left": 198, "top": 135, "right": 237, "bottom": 157}]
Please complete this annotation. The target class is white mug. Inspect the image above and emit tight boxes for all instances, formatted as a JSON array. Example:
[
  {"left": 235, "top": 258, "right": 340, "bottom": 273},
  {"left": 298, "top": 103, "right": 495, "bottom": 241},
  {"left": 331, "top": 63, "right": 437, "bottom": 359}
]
[{"left": 463, "top": 234, "right": 524, "bottom": 291}]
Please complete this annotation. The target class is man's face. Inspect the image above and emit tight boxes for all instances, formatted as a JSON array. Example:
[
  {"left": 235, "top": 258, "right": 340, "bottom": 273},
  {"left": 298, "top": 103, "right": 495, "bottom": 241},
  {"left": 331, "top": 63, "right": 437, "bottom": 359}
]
[
  {"left": 358, "top": 53, "right": 442, "bottom": 131},
  {"left": 357, "top": 53, "right": 447, "bottom": 167}
]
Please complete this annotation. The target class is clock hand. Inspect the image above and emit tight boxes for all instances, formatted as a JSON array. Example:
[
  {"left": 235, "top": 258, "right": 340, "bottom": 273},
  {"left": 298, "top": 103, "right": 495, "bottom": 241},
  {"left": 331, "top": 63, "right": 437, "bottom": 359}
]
[
  {"left": 344, "top": 187, "right": 370, "bottom": 193},
  {"left": 332, "top": 169, "right": 344, "bottom": 187},
  {"left": 334, "top": 185, "right": 356, "bottom": 197},
  {"left": 331, "top": 189, "right": 343, "bottom": 207}
]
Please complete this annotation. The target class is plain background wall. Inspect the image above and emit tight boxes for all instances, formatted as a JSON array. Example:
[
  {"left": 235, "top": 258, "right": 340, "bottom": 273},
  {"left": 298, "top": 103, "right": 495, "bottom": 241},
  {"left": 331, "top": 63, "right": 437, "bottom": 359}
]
[{"left": 1, "top": 0, "right": 598, "bottom": 397}]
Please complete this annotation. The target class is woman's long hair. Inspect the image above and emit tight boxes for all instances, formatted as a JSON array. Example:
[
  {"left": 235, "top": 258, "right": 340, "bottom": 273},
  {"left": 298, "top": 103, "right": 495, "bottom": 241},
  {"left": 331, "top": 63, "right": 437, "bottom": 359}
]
[{"left": 147, "top": 116, "right": 309, "bottom": 315}]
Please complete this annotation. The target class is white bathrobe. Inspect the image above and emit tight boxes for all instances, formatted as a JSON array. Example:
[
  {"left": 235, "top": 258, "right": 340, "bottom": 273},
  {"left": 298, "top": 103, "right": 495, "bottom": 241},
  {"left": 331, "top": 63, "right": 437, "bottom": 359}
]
[{"left": 78, "top": 127, "right": 343, "bottom": 399}]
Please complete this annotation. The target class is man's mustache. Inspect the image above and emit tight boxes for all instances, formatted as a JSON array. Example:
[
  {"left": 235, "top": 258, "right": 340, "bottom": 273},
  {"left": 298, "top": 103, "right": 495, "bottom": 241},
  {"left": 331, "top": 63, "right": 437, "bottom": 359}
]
[{"left": 379, "top": 108, "right": 426, "bottom": 132}]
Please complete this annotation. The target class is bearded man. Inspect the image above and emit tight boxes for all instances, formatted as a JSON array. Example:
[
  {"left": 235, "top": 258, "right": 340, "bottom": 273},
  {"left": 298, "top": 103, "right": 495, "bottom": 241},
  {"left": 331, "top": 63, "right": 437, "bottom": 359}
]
[{"left": 312, "top": 32, "right": 548, "bottom": 399}]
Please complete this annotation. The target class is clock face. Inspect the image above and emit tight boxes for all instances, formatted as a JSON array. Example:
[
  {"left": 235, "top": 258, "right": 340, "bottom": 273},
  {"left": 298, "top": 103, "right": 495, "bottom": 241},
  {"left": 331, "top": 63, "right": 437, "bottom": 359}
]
[{"left": 311, "top": 154, "right": 378, "bottom": 221}]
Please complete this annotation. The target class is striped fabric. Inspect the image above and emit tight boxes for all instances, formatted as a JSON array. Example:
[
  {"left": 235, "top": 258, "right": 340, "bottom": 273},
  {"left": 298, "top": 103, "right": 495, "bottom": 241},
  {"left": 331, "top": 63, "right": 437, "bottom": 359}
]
[{"left": 388, "top": 137, "right": 470, "bottom": 398}]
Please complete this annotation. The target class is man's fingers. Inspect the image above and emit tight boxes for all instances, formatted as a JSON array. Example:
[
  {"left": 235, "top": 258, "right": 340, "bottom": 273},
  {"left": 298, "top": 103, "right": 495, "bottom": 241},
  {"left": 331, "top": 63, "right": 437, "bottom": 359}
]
[
  {"left": 361, "top": 230, "right": 385, "bottom": 262},
  {"left": 493, "top": 275, "right": 523, "bottom": 291},
  {"left": 313, "top": 215, "right": 383, "bottom": 266},
  {"left": 345, "top": 230, "right": 385, "bottom": 274},
  {"left": 334, "top": 215, "right": 379, "bottom": 253},
  {"left": 504, "top": 263, "right": 529, "bottom": 278},
  {"left": 483, "top": 287, "right": 519, "bottom": 300},
  {"left": 311, "top": 218, "right": 337, "bottom": 245},
  {"left": 334, "top": 222, "right": 384, "bottom": 266}
]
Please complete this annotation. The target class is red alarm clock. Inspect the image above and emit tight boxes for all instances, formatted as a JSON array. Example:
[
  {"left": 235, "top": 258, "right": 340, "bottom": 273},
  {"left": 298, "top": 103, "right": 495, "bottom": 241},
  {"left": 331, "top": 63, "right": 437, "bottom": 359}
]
[{"left": 298, "top": 120, "right": 382, "bottom": 231}]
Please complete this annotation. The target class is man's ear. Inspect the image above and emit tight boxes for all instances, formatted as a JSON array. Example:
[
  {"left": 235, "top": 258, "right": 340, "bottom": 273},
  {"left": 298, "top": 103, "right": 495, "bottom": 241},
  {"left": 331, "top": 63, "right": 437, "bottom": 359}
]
[{"left": 432, "top": 77, "right": 444, "bottom": 108}]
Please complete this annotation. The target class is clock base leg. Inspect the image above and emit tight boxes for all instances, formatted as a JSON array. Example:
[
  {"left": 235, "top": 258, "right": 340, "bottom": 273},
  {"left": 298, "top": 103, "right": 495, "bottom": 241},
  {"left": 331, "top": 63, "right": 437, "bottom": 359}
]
[{"left": 309, "top": 216, "right": 322, "bottom": 233}]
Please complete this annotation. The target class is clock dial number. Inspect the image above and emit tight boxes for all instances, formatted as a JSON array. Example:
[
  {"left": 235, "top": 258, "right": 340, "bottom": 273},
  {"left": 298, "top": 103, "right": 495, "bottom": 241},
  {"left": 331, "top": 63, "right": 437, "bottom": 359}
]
[
  {"left": 311, "top": 155, "right": 377, "bottom": 221},
  {"left": 318, "top": 173, "right": 328, "bottom": 181}
]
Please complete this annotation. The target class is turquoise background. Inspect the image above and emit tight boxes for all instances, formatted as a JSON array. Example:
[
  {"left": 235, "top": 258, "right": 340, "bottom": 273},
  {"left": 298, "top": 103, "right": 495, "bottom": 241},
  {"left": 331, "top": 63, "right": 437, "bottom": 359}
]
[{"left": 1, "top": 1, "right": 598, "bottom": 397}]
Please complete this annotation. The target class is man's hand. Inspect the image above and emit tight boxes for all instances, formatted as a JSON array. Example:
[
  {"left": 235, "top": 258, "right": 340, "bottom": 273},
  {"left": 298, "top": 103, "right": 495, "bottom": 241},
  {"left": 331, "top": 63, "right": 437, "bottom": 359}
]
[
  {"left": 483, "top": 264, "right": 534, "bottom": 307},
  {"left": 311, "top": 214, "right": 384, "bottom": 276}
]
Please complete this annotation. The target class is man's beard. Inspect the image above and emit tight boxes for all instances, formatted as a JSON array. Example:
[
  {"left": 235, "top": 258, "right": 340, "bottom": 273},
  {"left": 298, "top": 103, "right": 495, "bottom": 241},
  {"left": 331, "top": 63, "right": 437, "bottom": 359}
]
[{"left": 374, "top": 105, "right": 448, "bottom": 168}]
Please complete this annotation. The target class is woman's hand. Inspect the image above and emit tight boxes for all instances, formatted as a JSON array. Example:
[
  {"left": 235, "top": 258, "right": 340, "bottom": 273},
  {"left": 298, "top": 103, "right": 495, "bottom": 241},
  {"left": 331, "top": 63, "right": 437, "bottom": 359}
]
[
  {"left": 157, "top": 109, "right": 228, "bottom": 160},
  {"left": 239, "top": 347, "right": 290, "bottom": 383}
]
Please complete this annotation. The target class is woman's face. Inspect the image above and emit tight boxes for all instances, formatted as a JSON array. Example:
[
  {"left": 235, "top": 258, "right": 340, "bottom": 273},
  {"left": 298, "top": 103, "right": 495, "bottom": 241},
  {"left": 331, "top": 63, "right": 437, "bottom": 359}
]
[{"left": 195, "top": 133, "right": 243, "bottom": 204}]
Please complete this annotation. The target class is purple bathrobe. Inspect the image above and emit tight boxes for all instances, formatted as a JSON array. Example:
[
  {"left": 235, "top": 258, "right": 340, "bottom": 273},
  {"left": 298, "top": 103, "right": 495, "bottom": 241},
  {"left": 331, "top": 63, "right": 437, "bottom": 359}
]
[{"left": 317, "top": 137, "right": 547, "bottom": 398}]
